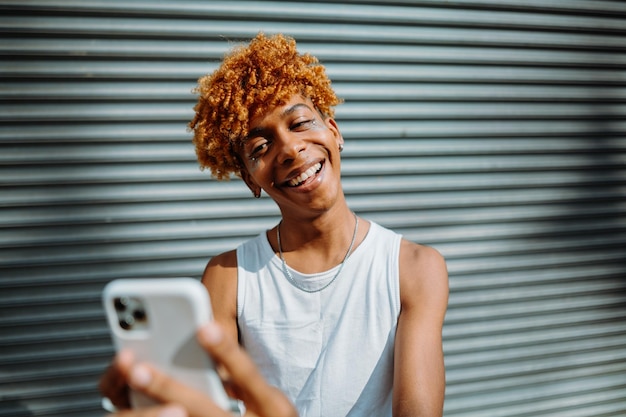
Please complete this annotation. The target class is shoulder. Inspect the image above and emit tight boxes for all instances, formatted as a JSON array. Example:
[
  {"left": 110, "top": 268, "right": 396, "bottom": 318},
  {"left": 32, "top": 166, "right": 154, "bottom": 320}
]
[
  {"left": 203, "top": 249, "right": 238, "bottom": 288},
  {"left": 398, "top": 239, "right": 449, "bottom": 313},
  {"left": 202, "top": 249, "right": 238, "bottom": 294},
  {"left": 205, "top": 248, "right": 238, "bottom": 272},
  {"left": 399, "top": 239, "right": 447, "bottom": 275}
]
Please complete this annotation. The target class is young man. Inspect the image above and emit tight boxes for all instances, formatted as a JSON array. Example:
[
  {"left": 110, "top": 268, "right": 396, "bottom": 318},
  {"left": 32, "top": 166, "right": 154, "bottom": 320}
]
[{"left": 101, "top": 33, "right": 448, "bottom": 417}]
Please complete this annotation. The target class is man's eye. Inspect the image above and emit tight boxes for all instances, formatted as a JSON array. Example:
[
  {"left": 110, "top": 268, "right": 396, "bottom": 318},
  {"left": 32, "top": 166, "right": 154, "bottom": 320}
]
[
  {"left": 248, "top": 142, "right": 267, "bottom": 160},
  {"left": 292, "top": 119, "right": 316, "bottom": 131}
]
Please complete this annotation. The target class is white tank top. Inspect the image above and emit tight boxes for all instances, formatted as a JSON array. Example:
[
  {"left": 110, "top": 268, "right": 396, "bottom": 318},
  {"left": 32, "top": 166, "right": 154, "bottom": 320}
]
[{"left": 237, "top": 221, "right": 401, "bottom": 417}]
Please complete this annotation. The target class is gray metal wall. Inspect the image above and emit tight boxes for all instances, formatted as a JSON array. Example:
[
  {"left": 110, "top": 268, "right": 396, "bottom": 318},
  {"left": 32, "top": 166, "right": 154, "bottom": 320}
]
[{"left": 1, "top": 1, "right": 625, "bottom": 416}]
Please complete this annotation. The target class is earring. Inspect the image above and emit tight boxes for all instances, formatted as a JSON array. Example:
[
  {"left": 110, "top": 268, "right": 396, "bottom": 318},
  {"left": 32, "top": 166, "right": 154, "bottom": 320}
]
[
  {"left": 339, "top": 143, "right": 344, "bottom": 152},
  {"left": 253, "top": 190, "right": 261, "bottom": 198}
]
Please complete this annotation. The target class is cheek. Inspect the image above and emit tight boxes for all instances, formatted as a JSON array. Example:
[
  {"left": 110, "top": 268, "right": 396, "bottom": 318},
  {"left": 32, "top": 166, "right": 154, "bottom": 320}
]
[
  {"left": 245, "top": 159, "right": 273, "bottom": 187},
  {"left": 247, "top": 158, "right": 261, "bottom": 174},
  {"left": 311, "top": 120, "right": 325, "bottom": 131}
]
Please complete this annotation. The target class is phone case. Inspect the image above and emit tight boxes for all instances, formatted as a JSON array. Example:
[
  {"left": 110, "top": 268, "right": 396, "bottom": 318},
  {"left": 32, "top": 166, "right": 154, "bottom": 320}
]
[{"left": 103, "top": 277, "right": 231, "bottom": 410}]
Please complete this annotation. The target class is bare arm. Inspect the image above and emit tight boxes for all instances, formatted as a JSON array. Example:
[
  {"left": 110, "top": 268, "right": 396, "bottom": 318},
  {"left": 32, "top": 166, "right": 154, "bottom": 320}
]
[
  {"left": 201, "top": 250, "right": 239, "bottom": 344},
  {"left": 393, "top": 240, "right": 449, "bottom": 417}
]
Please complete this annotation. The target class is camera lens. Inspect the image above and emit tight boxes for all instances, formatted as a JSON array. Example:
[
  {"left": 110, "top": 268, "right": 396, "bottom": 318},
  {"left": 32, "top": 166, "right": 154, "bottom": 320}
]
[
  {"left": 114, "top": 297, "right": 130, "bottom": 312},
  {"left": 119, "top": 314, "right": 135, "bottom": 330},
  {"left": 133, "top": 308, "right": 146, "bottom": 321}
]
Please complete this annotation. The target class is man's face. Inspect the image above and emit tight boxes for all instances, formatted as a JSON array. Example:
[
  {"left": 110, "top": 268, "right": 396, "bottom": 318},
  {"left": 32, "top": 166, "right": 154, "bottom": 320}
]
[{"left": 238, "top": 94, "right": 344, "bottom": 216}]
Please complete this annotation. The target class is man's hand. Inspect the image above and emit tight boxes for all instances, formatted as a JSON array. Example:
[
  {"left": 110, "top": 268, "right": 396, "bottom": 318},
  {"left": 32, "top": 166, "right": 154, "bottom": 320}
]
[{"left": 99, "top": 322, "right": 297, "bottom": 417}]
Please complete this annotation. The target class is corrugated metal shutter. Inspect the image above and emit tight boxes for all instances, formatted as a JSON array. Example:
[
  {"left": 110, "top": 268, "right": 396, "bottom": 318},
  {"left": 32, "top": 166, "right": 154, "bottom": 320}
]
[{"left": 1, "top": 1, "right": 625, "bottom": 416}]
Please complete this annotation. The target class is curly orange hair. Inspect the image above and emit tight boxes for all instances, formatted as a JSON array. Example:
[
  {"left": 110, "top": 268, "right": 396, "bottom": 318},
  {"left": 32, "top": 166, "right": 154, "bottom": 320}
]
[{"left": 189, "top": 33, "right": 342, "bottom": 180}]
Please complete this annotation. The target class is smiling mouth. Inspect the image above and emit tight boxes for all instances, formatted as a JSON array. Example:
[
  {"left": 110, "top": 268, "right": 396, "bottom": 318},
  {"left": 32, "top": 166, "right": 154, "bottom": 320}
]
[{"left": 287, "top": 162, "right": 323, "bottom": 187}]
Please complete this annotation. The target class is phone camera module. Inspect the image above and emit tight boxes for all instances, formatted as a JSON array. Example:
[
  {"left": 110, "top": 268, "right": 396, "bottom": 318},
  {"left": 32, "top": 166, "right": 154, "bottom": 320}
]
[{"left": 113, "top": 296, "right": 149, "bottom": 331}]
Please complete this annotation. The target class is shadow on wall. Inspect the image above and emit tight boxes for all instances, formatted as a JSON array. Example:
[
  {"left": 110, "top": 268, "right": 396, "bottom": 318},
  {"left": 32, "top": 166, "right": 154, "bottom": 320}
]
[
  {"left": 583, "top": 101, "right": 626, "bottom": 286},
  {"left": 0, "top": 397, "right": 35, "bottom": 417},
  {"left": 549, "top": 79, "right": 626, "bottom": 325}
]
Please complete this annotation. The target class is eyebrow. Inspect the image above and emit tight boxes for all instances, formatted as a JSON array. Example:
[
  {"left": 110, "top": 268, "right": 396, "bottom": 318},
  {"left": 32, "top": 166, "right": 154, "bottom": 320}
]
[
  {"left": 282, "top": 102, "right": 313, "bottom": 117},
  {"left": 245, "top": 103, "right": 314, "bottom": 142}
]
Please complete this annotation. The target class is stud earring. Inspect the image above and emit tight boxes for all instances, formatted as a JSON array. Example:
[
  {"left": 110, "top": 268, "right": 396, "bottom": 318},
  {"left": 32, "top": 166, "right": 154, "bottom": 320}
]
[{"left": 339, "top": 143, "right": 344, "bottom": 152}]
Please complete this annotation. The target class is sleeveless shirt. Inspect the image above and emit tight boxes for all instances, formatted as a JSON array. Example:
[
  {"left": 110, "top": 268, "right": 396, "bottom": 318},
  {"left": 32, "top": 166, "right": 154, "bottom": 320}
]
[{"left": 236, "top": 221, "right": 402, "bottom": 417}]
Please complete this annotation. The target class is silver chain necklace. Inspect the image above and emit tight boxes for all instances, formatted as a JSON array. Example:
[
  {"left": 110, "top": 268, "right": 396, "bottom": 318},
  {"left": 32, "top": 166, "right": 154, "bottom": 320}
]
[{"left": 277, "top": 212, "right": 359, "bottom": 293}]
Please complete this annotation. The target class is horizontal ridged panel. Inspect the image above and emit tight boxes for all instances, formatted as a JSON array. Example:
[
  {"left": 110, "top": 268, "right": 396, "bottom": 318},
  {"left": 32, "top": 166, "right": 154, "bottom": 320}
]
[{"left": 1, "top": 1, "right": 625, "bottom": 416}]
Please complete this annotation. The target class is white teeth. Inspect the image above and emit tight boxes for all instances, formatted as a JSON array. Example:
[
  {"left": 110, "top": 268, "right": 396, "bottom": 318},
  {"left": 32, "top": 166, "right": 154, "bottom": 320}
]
[{"left": 289, "top": 163, "right": 322, "bottom": 186}]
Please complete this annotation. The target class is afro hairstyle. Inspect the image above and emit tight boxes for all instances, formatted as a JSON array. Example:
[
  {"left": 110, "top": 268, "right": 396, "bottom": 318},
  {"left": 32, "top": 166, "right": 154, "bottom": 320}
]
[{"left": 188, "top": 33, "right": 342, "bottom": 180}]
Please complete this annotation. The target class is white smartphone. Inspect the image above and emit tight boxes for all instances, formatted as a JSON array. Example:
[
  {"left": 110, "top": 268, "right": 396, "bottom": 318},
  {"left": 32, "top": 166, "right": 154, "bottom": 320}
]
[{"left": 102, "top": 277, "right": 231, "bottom": 411}]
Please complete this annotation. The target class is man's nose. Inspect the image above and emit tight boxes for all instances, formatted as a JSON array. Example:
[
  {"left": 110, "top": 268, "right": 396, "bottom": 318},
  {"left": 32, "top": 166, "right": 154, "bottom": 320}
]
[{"left": 277, "top": 131, "right": 305, "bottom": 164}]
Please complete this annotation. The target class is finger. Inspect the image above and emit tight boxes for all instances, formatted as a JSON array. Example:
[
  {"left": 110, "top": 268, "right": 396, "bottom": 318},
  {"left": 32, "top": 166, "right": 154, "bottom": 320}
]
[
  {"left": 197, "top": 322, "right": 297, "bottom": 417},
  {"left": 127, "top": 362, "right": 231, "bottom": 417},
  {"left": 108, "top": 403, "right": 187, "bottom": 417},
  {"left": 197, "top": 323, "right": 266, "bottom": 397},
  {"left": 212, "top": 364, "right": 239, "bottom": 399},
  {"left": 99, "top": 349, "right": 135, "bottom": 409}
]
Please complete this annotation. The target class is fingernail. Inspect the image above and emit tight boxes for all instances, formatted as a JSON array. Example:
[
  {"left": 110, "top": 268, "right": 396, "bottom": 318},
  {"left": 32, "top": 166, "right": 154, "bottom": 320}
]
[
  {"left": 199, "top": 321, "right": 223, "bottom": 345},
  {"left": 129, "top": 363, "right": 151, "bottom": 388},
  {"left": 158, "top": 404, "right": 187, "bottom": 417}
]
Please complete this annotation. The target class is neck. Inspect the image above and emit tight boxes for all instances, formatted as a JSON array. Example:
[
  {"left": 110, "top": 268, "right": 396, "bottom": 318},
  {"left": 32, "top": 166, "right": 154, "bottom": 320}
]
[
  {"left": 278, "top": 204, "right": 355, "bottom": 247},
  {"left": 277, "top": 212, "right": 359, "bottom": 292},
  {"left": 273, "top": 206, "right": 360, "bottom": 273}
]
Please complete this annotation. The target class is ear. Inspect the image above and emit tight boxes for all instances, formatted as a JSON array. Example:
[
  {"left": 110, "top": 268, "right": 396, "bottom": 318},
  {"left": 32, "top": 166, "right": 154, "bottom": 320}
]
[
  {"left": 240, "top": 168, "right": 262, "bottom": 198},
  {"left": 324, "top": 117, "right": 344, "bottom": 150}
]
